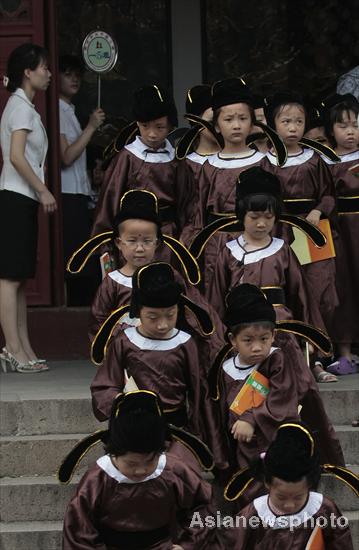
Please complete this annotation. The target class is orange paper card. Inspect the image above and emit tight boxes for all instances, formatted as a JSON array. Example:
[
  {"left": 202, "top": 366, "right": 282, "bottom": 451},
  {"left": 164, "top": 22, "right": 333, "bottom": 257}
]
[
  {"left": 305, "top": 525, "right": 325, "bottom": 550},
  {"left": 230, "top": 370, "right": 269, "bottom": 416},
  {"left": 291, "top": 218, "right": 335, "bottom": 265}
]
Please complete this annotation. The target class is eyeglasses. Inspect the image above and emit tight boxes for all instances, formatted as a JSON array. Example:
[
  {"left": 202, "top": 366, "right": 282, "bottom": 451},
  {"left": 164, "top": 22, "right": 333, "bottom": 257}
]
[{"left": 118, "top": 239, "right": 158, "bottom": 249}]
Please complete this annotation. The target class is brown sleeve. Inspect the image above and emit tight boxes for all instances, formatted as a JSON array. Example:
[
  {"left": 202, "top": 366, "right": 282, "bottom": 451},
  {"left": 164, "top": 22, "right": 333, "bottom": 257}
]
[
  {"left": 90, "top": 331, "right": 126, "bottom": 421},
  {"left": 170, "top": 458, "right": 223, "bottom": 549},
  {"left": 313, "top": 156, "right": 336, "bottom": 217},
  {"left": 321, "top": 497, "right": 354, "bottom": 550},
  {"left": 91, "top": 150, "right": 131, "bottom": 236},
  {"left": 239, "top": 351, "right": 299, "bottom": 434},
  {"left": 89, "top": 276, "right": 118, "bottom": 342},
  {"left": 284, "top": 246, "right": 325, "bottom": 329},
  {"left": 207, "top": 247, "right": 233, "bottom": 320},
  {"left": 63, "top": 470, "right": 107, "bottom": 550}
]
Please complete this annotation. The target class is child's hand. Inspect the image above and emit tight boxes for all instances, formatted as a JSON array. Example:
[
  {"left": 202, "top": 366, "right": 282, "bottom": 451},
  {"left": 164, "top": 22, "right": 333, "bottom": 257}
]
[
  {"left": 172, "top": 546, "right": 184, "bottom": 549},
  {"left": 231, "top": 420, "right": 255, "bottom": 443},
  {"left": 88, "top": 108, "right": 106, "bottom": 130},
  {"left": 306, "top": 209, "right": 321, "bottom": 226}
]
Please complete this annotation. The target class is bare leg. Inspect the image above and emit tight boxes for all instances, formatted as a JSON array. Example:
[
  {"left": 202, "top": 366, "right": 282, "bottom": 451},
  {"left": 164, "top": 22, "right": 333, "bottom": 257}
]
[
  {"left": 337, "top": 343, "right": 352, "bottom": 361},
  {"left": 0, "top": 278, "right": 29, "bottom": 364},
  {"left": 17, "top": 281, "right": 37, "bottom": 361}
]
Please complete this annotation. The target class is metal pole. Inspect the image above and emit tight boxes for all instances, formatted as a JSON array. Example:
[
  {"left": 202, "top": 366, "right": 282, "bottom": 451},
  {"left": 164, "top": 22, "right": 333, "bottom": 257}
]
[{"left": 97, "top": 74, "right": 101, "bottom": 109}]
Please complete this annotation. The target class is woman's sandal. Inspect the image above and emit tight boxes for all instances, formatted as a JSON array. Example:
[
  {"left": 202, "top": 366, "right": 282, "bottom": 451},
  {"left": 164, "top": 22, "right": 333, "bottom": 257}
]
[
  {"left": 313, "top": 365, "right": 338, "bottom": 383},
  {"left": 2, "top": 348, "right": 43, "bottom": 374}
]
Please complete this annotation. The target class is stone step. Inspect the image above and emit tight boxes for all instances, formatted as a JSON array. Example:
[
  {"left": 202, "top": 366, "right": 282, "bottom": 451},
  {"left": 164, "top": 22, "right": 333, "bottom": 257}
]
[
  {"left": 0, "top": 514, "right": 358, "bottom": 550},
  {"left": 335, "top": 425, "right": 359, "bottom": 465},
  {"left": 0, "top": 433, "right": 103, "bottom": 477},
  {"left": 1, "top": 465, "right": 358, "bottom": 526},
  {"left": 0, "top": 397, "right": 101, "bottom": 436},
  {"left": 0, "top": 425, "right": 358, "bottom": 477},
  {"left": 318, "top": 376, "right": 358, "bottom": 425},
  {"left": 0, "top": 476, "right": 79, "bottom": 523},
  {"left": 0, "top": 383, "right": 356, "bottom": 438},
  {"left": 0, "top": 521, "right": 62, "bottom": 550}
]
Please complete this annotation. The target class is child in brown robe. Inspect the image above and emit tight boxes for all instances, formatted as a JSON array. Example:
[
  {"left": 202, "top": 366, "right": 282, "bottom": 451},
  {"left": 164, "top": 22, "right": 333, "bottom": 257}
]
[
  {"left": 86, "top": 189, "right": 225, "bottom": 365},
  {"left": 90, "top": 262, "right": 228, "bottom": 470},
  {"left": 211, "top": 284, "right": 344, "bottom": 491},
  {"left": 62, "top": 390, "right": 224, "bottom": 549},
  {"left": 225, "top": 423, "right": 356, "bottom": 549},
  {"left": 261, "top": 92, "right": 339, "bottom": 355},
  {"left": 322, "top": 93, "right": 359, "bottom": 373},
  {"left": 91, "top": 84, "right": 194, "bottom": 253}
]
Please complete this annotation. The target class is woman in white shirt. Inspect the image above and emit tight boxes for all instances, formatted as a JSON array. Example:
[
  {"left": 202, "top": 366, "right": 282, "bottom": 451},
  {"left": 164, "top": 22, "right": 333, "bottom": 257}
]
[
  {"left": 59, "top": 55, "right": 105, "bottom": 305},
  {"left": 0, "top": 43, "right": 57, "bottom": 373}
]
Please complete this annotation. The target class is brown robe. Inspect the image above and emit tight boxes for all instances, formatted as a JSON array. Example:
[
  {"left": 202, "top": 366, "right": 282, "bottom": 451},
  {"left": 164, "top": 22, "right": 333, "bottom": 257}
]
[
  {"left": 231, "top": 493, "right": 353, "bottom": 549},
  {"left": 90, "top": 326, "right": 228, "bottom": 469},
  {"left": 217, "top": 337, "right": 344, "bottom": 508},
  {"left": 324, "top": 150, "right": 359, "bottom": 343},
  {"left": 89, "top": 268, "right": 226, "bottom": 368},
  {"left": 63, "top": 452, "right": 224, "bottom": 549},
  {"left": 195, "top": 151, "right": 265, "bottom": 290},
  {"left": 207, "top": 234, "right": 324, "bottom": 328},
  {"left": 91, "top": 137, "right": 195, "bottom": 250},
  {"left": 261, "top": 149, "right": 338, "bottom": 332}
]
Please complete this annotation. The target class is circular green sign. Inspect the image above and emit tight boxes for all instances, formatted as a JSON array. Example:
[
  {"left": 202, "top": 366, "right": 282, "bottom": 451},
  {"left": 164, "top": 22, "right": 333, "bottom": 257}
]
[{"left": 82, "top": 30, "right": 118, "bottom": 74}]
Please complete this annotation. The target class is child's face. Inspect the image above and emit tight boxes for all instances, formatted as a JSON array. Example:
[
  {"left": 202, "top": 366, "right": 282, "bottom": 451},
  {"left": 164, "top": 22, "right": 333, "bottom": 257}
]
[
  {"left": 254, "top": 107, "right": 267, "bottom": 125},
  {"left": 139, "top": 305, "right": 178, "bottom": 339},
  {"left": 112, "top": 451, "right": 160, "bottom": 481},
  {"left": 115, "top": 219, "right": 158, "bottom": 269},
  {"left": 304, "top": 126, "right": 329, "bottom": 146},
  {"left": 243, "top": 210, "right": 275, "bottom": 241},
  {"left": 137, "top": 116, "right": 171, "bottom": 149},
  {"left": 333, "top": 110, "right": 359, "bottom": 152},
  {"left": 274, "top": 104, "right": 305, "bottom": 146},
  {"left": 229, "top": 325, "right": 274, "bottom": 365},
  {"left": 267, "top": 476, "right": 309, "bottom": 515},
  {"left": 215, "top": 103, "right": 253, "bottom": 146},
  {"left": 59, "top": 69, "right": 81, "bottom": 99}
]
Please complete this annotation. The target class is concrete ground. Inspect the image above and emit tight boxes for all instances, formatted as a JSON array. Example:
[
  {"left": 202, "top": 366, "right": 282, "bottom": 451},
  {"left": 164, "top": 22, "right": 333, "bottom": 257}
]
[{"left": 1, "top": 360, "right": 358, "bottom": 401}]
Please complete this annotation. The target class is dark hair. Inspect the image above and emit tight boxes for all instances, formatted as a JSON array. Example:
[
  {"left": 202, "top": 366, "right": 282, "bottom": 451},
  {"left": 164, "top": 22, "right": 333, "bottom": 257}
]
[
  {"left": 6, "top": 43, "right": 48, "bottom": 93},
  {"left": 235, "top": 193, "right": 281, "bottom": 225},
  {"left": 104, "top": 405, "right": 167, "bottom": 456},
  {"left": 213, "top": 103, "right": 256, "bottom": 128},
  {"left": 325, "top": 100, "right": 359, "bottom": 147},
  {"left": 59, "top": 54, "right": 84, "bottom": 75},
  {"left": 271, "top": 102, "right": 308, "bottom": 133},
  {"left": 229, "top": 320, "right": 275, "bottom": 337}
]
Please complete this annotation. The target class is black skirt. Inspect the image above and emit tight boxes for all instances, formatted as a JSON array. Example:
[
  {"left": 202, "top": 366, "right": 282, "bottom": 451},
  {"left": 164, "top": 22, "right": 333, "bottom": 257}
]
[{"left": 0, "top": 190, "right": 39, "bottom": 279}]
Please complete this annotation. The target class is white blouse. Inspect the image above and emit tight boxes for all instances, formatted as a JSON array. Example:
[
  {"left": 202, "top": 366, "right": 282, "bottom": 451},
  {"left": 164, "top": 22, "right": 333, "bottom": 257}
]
[
  {"left": 59, "top": 99, "right": 91, "bottom": 195},
  {"left": 0, "top": 88, "right": 48, "bottom": 201}
]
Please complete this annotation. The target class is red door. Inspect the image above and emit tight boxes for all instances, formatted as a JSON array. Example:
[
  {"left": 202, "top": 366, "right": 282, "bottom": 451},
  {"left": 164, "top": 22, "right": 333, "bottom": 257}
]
[{"left": 0, "top": 0, "right": 62, "bottom": 305}]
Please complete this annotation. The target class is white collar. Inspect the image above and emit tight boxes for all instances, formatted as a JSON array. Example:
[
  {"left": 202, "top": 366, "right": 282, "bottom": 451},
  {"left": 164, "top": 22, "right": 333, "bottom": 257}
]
[
  {"left": 253, "top": 492, "right": 323, "bottom": 529},
  {"left": 226, "top": 234, "right": 284, "bottom": 264},
  {"left": 187, "top": 151, "right": 213, "bottom": 165},
  {"left": 335, "top": 149, "right": 359, "bottom": 162},
  {"left": 13, "top": 87, "right": 34, "bottom": 108},
  {"left": 97, "top": 453, "right": 166, "bottom": 484},
  {"left": 125, "top": 136, "right": 175, "bottom": 162},
  {"left": 59, "top": 98, "right": 75, "bottom": 112},
  {"left": 124, "top": 326, "right": 191, "bottom": 350},
  {"left": 266, "top": 148, "right": 314, "bottom": 167},
  {"left": 223, "top": 348, "right": 278, "bottom": 380},
  {"left": 208, "top": 150, "right": 264, "bottom": 168},
  {"left": 108, "top": 270, "right": 133, "bottom": 288}
]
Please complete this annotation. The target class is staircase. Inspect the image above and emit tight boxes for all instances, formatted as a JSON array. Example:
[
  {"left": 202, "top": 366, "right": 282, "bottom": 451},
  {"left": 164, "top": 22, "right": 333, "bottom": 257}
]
[{"left": 0, "top": 363, "right": 358, "bottom": 549}]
